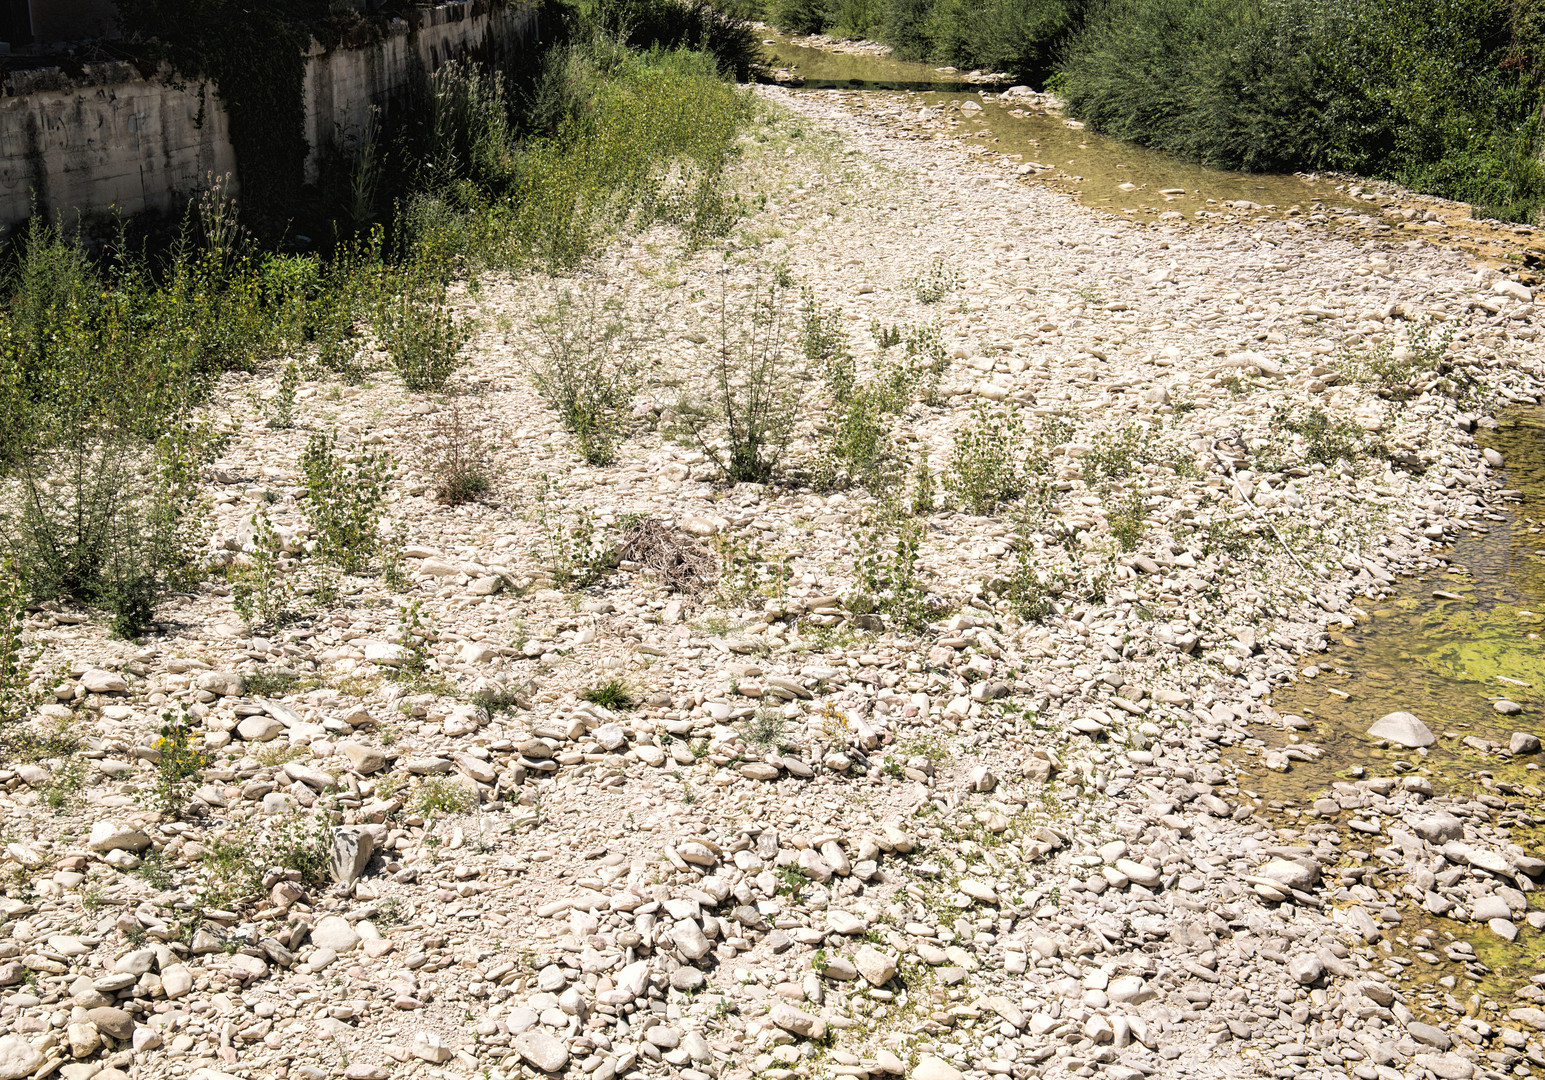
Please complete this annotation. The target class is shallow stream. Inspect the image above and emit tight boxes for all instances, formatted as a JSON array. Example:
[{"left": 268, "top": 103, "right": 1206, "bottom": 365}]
[{"left": 763, "top": 34, "right": 1545, "bottom": 273}]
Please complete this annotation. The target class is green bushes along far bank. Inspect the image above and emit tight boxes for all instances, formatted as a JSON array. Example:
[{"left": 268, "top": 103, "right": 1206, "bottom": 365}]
[{"left": 758, "top": 0, "right": 1545, "bottom": 223}]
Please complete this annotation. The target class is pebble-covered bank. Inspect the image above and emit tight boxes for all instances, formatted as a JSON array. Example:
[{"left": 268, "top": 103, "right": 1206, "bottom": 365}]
[{"left": 3, "top": 76, "right": 1545, "bottom": 1080}]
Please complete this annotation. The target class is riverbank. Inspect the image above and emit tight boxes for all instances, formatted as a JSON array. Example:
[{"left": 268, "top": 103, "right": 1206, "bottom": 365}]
[{"left": 2, "top": 71, "right": 1545, "bottom": 1080}]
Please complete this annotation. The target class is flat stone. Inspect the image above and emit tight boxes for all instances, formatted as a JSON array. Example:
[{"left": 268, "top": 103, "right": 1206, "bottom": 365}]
[
  {"left": 671, "top": 919, "right": 712, "bottom": 960},
  {"left": 409, "top": 1031, "right": 453, "bottom": 1063},
  {"left": 1258, "top": 858, "right": 1320, "bottom": 891},
  {"left": 342, "top": 742, "right": 386, "bottom": 774},
  {"left": 160, "top": 964, "right": 192, "bottom": 998},
  {"left": 310, "top": 915, "right": 360, "bottom": 953},
  {"left": 911, "top": 1055, "right": 965, "bottom": 1080},
  {"left": 0, "top": 1035, "right": 43, "bottom": 1080},
  {"left": 1406, "top": 1022, "right": 1451, "bottom": 1049},
  {"left": 1368, "top": 711, "right": 1435, "bottom": 748},
  {"left": 329, "top": 827, "right": 374, "bottom": 885},
  {"left": 196, "top": 670, "right": 245, "bottom": 696},
  {"left": 1415, "top": 1054, "right": 1473, "bottom": 1080},
  {"left": 769, "top": 1003, "right": 825, "bottom": 1039},
  {"left": 85, "top": 1007, "right": 134, "bottom": 1040},
  {"left": 1415, "top": 813, "right": 1465, "bottom": 843},
  {"left": 1288, "top": 955, "right": 1324, "bottom": 985},
  {"left": 1107, "top": 975, "right": 1155, "bottom": 1004},
  {"left": 88, "top": 821, "right": 151, "bottom": 853},
  {"left": 515, "top": 1030, "right": 570, "bottom": 1072},
  {"left": 1114, "top": 858, "right": 1160, "bottom": 888},
  {"left": 236, "top": 715, "right": 282, "bottom": 741},
  {"left": 79, "top": 669, "right": 128, "bottom": 694},
  {"left": 854, "top": 945, "right": 897, "bottom": 987}
]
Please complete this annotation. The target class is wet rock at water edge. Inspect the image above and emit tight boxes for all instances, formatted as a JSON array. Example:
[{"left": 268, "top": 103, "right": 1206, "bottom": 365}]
[{"left": 1368, "top": 711, "right": 1435, "bottom": 748}]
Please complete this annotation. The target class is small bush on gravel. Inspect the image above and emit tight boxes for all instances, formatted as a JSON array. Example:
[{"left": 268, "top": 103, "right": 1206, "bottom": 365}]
[
  {"left": 1339, "top": 319, "right": 1466, "bottom": 403},
  {"left": 0, "top": 562, "right": 39, "bottom": 724},
  {"left": 527, "top": 282, "right": 650, "bottom": 466},
  {"left": 380, "top": 283, "right": 473, "bottom": 394},
  {"left": 849, "top": 499, "right": 942, "bottom": 631},
  {"left": 429, "top": 402, "right": 495, "bottom": 505},
  {"left": 906, "top": 256, "right": 961, "bottom": 305},
  {"left": 582, "top": 678, "right": 636, "bottom": 710},
  {"left": 1265, "top": 403, "right": 1370, "bottom": 467},
  {"left": 300, "top": 432, "right": 394, "bottom": 573},
  {"left": 739, "top": 707, "right": 786, "bottom": 749},
  {"left": 533, "top": 476, "right": 619, "bottom": 589},
  {"left": 144, "top": 710, "right": 210, "bottom": 817},
  {"left": 945, "top": 403, "right": 1034, "bottom": 514},
  {"left": 1105, "top": 484, "right": 1147, "bottom": 551},
  {"left": 677, "top": 267, "right": 803, "bottom": 483},
  {"left": 413, "top": 777, "right": 476, "bottom": 818}
]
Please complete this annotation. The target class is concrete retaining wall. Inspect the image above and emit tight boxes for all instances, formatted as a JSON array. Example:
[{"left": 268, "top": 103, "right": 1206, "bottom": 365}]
[{"left": 0, "top": 0, "right": 541, "bottom": 236}]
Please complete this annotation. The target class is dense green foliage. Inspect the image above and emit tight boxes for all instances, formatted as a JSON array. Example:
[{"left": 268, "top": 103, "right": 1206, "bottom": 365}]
[
  {"left": 0, "top": 9, "right": 755, "bottom": 635},
  {"left": 1061, "top": 0, "right": 1545, "bottom": 222},
  {"left": 767, "top": 0, "right": 1545, "bottom": 222}
]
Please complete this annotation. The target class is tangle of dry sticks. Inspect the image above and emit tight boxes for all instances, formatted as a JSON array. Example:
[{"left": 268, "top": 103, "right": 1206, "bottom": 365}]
[{"left": 614, "top": 517, "right": 717, "bottom": 595}]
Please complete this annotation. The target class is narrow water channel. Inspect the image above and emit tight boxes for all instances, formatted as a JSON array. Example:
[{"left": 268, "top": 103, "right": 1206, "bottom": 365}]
[{"left": 762, "top": 33, "right": 1545, "bottom": 272}]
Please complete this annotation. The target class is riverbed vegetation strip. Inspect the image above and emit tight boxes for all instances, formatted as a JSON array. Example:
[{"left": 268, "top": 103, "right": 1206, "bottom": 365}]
[{"left": 0, "top": 6, "right": 755, "bottom": 636}]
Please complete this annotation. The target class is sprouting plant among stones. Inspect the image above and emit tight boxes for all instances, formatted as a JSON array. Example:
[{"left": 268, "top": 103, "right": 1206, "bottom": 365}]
[
  {"left": 381, "top": 281, "right": 473, "bottom": 393},
  {"left": 582, "top": 678, "right": 635, "bottom": 710},
  {"left": 0, "top": 560, "right": 40, "bottom": 724},
  {"left": 532, "top": 476, "right": 617, "bottom": 589},
  {"left": 676, "top": 264, "right": 802, "bottom": 483},
  {"left": 527, "top": 281, "right": 651, "bottom": 466},
  {"left": 945, "top": 403, "right": 1035, "bottom": 515},
  {"left": 906, "top": 257, "right": 961, "bottom": 304},
  {"left": 231, "top": 511, "right": 307, "bottom": 630},
  {"left": 262, "top": 361, "right": 300, "bottom": 429},
  {"left": 1264, "top": 403, "right": 1371, "bottom": 467},
  {"left": 1106, "top": 484, "right": 1147, "bottom": 552},
  {"left": 739, "top": 707, "right": 786, "bottom": 749},
  {"left": 38, "top": 756, "right": 86, "bottom": 812},
  {"left": 144, "top": 709, "right": 210, "bottom": 816},
  {"left": 1339, "top": 318, "right": 1466, "bottom": 402},
  {"left": 849, "top": 498, "right": 941, "bottom": 632},
  {"left": 300, "top": 431, "right": 394, "bottom": 573},
  {"left": 413, "top": 776, "right": 475, "bottom": 818},
  {"left": 428, "top": 400, "right": 495, "bottom": 506}
]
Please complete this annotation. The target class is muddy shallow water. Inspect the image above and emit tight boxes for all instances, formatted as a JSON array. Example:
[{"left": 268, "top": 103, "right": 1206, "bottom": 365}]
[
  {"left": 764, "top": 36, "right": 1368, "bottom": 222},
  {"left": 1250, "top": 407, "right": 1545, "bottom": 802}
]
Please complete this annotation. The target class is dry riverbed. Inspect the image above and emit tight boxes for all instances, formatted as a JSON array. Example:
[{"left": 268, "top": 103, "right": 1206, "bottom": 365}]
[{"left": 5, "top": 80, "right": 1545, "bottom": 1080}]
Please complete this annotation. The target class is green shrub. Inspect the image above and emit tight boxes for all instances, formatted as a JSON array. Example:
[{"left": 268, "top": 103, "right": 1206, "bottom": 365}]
[
  {"left": 945, "top": 403, "right": 1034, "bottom": 514},
  {"left": 1059, "top": 0, "right": 1545, "bottom": 221},
  {"left": 677, "top": 269, "right": 803, "bottom": 483},
  {"left": 533, "top": 476, "right": 619, "bottom": 589},
  {"left": 582, "top": 678, "right": 636, "bottom": 710},
  {"left": 602, "top": 0, "right": 765, "bottom": 80},
  {"left": 380, "top": 282, "right": 472, "bottom": 393},
  {"left": 300, "top": 432, "right": 394, "bottom": 573},
  {"left": 850, "top": 502, "right": 941, "bottom": 630},
  {"left": 771, "top": 0, "right": 833, "bottom": 34},
  {"left": 527, "top": 282, "right": 649, "bottom": 466},
  {"left": 145, "top": 710, "right": 210, "bottom": 816},
  {"left": 0, "top": 561, "right": 39, "bottom": 724},
  {"left": 413, "top": 776, "right": 476, "bottom": 818}
]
